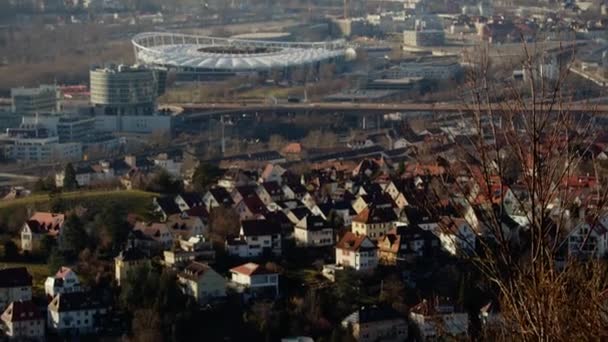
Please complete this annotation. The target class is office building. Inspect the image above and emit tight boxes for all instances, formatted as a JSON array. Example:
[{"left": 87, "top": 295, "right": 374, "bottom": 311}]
[
  {"left": 0, "top": 125, "right": 82, "bottom": 162},
  {"left": 11, "top": 85, "right": 61, "bottom": 114},
  {"left": 90, "top": 65, "right": 171, "bottom": 133}
]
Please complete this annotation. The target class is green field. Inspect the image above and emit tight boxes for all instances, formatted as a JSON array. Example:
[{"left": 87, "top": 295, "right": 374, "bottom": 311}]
[{"left": 0, "top": 189, "right": 158, "bottom": 216}]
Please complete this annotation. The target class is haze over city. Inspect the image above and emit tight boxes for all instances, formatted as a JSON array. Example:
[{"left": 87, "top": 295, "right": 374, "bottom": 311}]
[{"left": 0, "top": 0, "right": 607, "bottom": 341}]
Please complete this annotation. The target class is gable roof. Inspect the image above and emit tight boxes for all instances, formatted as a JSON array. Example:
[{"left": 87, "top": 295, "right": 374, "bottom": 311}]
[
  {"left": 353, "top": 206, "right": 398, "bottom": 224},
  {"left": 297, "top": 215, "right": 331, "bottom": 231},
  {"left": 49, "top": 292, "right": 104, "bottom": 312},
  {"left": 208, "top": 187, "right": 234, "bottom": 206},
  {"left": 1, "top": 300, "right": 42, "bottom": 322},
  {"left": 230, "top": 262, "right": 275, "bottom": 276},
  {"left": 0, "top": 267, "right": 32, "bottom": 288},
  {"left": 177, "top": 192, "right": 203, "bottom": 207},
  {"left": 336, "top": 232, "right": 376, "bottom": 252},
  {"left": 25, "top": 212, "right": 65, "bottom": 235},
  {"left": 241, "top": 219, "right": 281, "bottom": 236},
  {"left": 155, "top": 196, "right": 181, "bottom": 215},
  {"left": 179, "top": 261, "right": 216, "bottom": 281}
]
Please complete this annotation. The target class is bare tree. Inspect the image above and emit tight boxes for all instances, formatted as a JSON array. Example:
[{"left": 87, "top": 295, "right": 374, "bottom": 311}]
[{"left": 424, "top": 41, "right": 608, "bottom": 339}]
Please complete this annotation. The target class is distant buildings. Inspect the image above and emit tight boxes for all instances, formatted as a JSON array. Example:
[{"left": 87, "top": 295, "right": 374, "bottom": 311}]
[
  {"left": 403, "top": 15, "right": 445, "bottom": 47},
  {"left": 90, "top": 65, "right": 171, "bottom": 133},
  {"left": 0, "top": 124, "right": 82, "bottom": 162},
  {"left": 11, "top": 85, "right": 61, "bottom": 114}
]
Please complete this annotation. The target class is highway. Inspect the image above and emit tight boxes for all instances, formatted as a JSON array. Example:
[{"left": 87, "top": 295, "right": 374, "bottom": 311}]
[{"left": 170, "top": 101, "right": 608, "bottom": 121}]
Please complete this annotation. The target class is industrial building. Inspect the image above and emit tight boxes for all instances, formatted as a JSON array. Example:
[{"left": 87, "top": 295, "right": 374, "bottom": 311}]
[
  {"left": 10, "top": 85, "right": 61, "bottom": 114},
  {"left": 89, "top": 65, "right": 171, "bottom": 133},
  {"left": 378, "top": 57, "right": 464, "bottom": 80},
  {"left": 131, "top": 32, "right": 352, "bottom": 82},
  {"left": 403, "top": 14, "right": 445, "bottom": 47}
]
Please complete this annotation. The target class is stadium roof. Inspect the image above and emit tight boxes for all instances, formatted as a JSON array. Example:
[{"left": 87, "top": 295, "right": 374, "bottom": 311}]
[{"left": 132, "top": 32, "right": 348, "bottom": 71}]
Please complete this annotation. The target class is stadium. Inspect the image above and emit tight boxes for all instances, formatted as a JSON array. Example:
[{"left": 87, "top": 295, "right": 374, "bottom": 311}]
[{"left": 132, "top": 32, "right": 355, "bottom": 81}]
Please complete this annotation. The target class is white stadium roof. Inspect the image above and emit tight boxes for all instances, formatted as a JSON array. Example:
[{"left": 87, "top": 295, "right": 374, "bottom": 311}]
[{"left": 132, "top": 32, "right": 349, "bottom": 71}]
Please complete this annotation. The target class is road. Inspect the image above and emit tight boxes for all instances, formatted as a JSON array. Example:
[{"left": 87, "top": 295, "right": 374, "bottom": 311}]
[{"left": 170, "top": 101, "right": 608, "bottom": 121}]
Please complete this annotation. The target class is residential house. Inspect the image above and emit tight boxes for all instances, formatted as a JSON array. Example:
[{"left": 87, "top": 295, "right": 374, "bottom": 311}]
[
  {"left": 352, "top": 193, "right": 395, "bottom": 214},
  {"left": 381, "top": 225, "right": 441, "bottom": 262},
  {"left": 174, "top": 192, "right": 204, "bottom": 212},
  {"left": 230, "top": 262, "right": 279, "bottom": 297},
  {"left": 47, "top": 292, "right": 108, "bottom": 335},
  {"left": 352, "top": 206, "right": 397, "bottom": 241},
  {"left": 21, "top": 212, "right": 65, "bottom": 251},
  {"left": 318, "top": 200, "right": 357, "bottom": 228},
  {"left": 226, "top": 220, "right": 282, "bottom": 258},
  {"left": 377, "top": 232, "right": 402, "bottom": 266},
  {"left": 153, "top": 153, "right": 182, "bottom": 178},
  {"left": 166, "top": 214, "right": 207, "bottom": 240},
  {"left": 262, "top": 182, "right": 285, "bottom": 202},
  {"left": 294, "top": 215, "right": 334, "bottom": 247},
  {"left": 0, "top": 268, "right": 33, "bottom": 312},
  {"left": 133, "top": 222, "right": 173, "bottom": 250},
  {"left": 203, "top": 187, "right": 234, "bottom": 210},
  {"left": 282, "top": 183, "right": 308, "bottom": 200},
  {"left": 163, "top": 236, "right": 215, "bottom": 268},
  {"left": 234, "top": 195, "right": 268, "bottom": 220},
  {"left": 335, "top": 232, "right": 378, "bottom": 272},
  {"left": 1, "top": 300, "right": 45, "bottom": 340},
  {"left": 434, "top": 217, "right": 477, "bottom": 256},
  {"left": 567, "top": 216, "right": 608, "bottom": 258},
  {"left": 409, "top": 298, "right": 469, "bottom": 339},
  {"left": 177, "top": 262, "right": 226, "bottom": 305},
  {"left": 153, "top": 197, "right": 181, "bottom": 222},
  {"left": 341, "top": 306, "right": 408, "bottom": 342},
  {"left": 114, "top": 247, "right": 149, "bottom": 286},
  {"left": 44, "top": 267, "right": 82, "bottom": 297},
  {"left": 259, "top": 164, "right": 286, "bottom": 184}
]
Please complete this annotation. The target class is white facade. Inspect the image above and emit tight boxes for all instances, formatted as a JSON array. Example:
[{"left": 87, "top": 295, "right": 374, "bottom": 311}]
[
  {"left": 294, "top": 216, "right": 334, "bottom": 247},
  {"left": 2, "top": 136, "right": 82, "bottom": 162},
  {"left": 1, "top": 301, "right": 45, "bottom": 340},
  {"left": 44, "top": 268, "right": 82, "bottom": 297},
  {"left": 567, "top": 218, "right": 608, "bottom": 258},
  {"left": 335, "top": 235, "right": 378, "bottom": 272},
  {"left": 47, "top": 305, "right": 104, "bottom": 334},
  {"left": 230, "top": 263, "right": 279, "bottom": 296}
]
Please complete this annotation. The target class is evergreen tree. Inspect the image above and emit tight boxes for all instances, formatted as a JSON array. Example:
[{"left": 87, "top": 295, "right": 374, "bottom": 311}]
[
  {"left": 63, "top": 163, "right": 78, "bottom": 190},
  {"left": 47, "top": 248, "right": 66, "bottom": 274},
  {"left": 62, "top": 214, "right": 88, "bottom": 254},
  {"left": 191, "top": 163, "right": 222, "bottom": 192}
]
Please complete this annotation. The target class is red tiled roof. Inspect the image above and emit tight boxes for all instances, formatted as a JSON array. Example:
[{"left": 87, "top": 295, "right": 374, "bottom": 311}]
[
  {"left": 336, "top": 232, "right": 376, "bottom": 252},
  {"left": 230, "top": 262, "right": 275, "bottom": 276}
]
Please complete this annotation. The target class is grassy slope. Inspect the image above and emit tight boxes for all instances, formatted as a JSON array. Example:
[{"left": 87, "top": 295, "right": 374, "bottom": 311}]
[{"left": 0, "top": 189, "right": 158, "bottom": 216}]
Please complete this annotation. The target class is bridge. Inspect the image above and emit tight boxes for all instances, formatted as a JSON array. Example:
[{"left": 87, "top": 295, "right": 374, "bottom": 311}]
[{"left": 170, "top": 101, "right": 608, "bottom": 122}]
